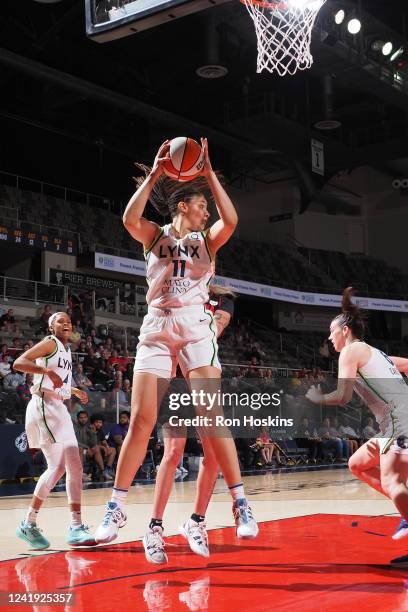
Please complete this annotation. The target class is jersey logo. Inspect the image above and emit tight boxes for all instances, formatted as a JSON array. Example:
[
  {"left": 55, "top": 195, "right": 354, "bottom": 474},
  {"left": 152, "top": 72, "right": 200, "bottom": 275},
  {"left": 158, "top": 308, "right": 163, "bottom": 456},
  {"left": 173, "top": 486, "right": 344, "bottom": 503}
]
[
  {"left": 158, "top": 245, "right": 200, "bottom": 259},
  {"left": 63, "top": 375, "right": 69, "bottom": 384},
  {"left": 57, "top": 357, "right": 72, "bottom": 371}
]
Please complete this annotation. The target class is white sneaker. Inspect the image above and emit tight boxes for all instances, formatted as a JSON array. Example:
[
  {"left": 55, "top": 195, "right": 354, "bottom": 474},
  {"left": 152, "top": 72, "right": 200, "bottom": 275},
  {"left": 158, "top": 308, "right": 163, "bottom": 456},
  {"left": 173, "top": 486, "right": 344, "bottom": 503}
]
[
  {"left": 179, "top": 519, "right": 209, "bottom": 558},
  {"left": 174, "top": 468, "right": 182, "bottom": 478},
  {"left": 180, "top": 466, "right": 188, "bottom": 474},
  {"left": 233, "top": 499, "right": 259, "bottom": 538},
  {"left": 95, "top": 502, "right": 127, "bottom": 544},
  {"left": 143, "top": 526, "right": 168, "bottom": 564}
]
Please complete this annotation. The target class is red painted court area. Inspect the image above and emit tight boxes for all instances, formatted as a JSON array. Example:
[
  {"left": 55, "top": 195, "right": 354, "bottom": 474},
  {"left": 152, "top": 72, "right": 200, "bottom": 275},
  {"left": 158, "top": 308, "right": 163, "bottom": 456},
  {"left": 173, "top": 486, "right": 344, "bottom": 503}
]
[{"left": 1, "top": 515, "right": 408, "bottom": 611}]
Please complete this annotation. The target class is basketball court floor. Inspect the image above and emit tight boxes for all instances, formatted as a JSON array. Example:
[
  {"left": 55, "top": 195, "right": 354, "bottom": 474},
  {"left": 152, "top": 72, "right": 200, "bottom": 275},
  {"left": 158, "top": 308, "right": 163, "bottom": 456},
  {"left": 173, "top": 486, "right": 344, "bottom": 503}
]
[{"left": 1, "top": 468, "right": 408, "bottom": 611}]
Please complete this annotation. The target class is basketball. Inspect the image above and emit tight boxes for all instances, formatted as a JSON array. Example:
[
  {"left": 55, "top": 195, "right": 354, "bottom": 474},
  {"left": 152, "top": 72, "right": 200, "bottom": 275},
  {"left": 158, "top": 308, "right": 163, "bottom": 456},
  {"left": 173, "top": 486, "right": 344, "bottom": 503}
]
[{"left": 163, "top": 136, "right": 204, "bottom": 182}]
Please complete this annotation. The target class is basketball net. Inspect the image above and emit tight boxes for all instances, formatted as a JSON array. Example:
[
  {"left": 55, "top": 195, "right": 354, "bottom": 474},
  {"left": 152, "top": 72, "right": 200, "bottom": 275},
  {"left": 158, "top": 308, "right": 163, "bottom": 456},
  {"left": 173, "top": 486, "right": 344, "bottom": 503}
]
[{"left": 241, "top": 0, "right": 326, "bottom": 76}]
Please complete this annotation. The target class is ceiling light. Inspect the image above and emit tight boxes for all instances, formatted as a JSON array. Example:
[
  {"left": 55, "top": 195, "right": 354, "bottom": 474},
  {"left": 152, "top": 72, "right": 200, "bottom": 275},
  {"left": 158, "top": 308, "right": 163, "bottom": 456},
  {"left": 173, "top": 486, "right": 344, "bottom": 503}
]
[{"left": 347, "top": 18, "right": 361, "bottom": 35}]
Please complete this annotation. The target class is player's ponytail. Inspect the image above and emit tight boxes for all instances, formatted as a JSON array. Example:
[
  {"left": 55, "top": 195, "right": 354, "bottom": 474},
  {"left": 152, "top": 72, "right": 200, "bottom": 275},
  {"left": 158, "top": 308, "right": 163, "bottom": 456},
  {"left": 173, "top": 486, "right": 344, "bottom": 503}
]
[
  {"left": 134, "top": 164, "right": 210, "bottom": 218},
  {"left": 333, "top": 287, "right": 366, "bottom": 339},
  {"left": 209, "top": 284, "right": 237, "bottom": 300}
]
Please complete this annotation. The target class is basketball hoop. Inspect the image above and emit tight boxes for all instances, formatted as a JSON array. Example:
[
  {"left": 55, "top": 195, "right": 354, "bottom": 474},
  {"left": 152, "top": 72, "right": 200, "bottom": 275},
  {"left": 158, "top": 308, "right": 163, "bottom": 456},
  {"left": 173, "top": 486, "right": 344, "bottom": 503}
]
[{"left": 241, "top": 0, "right": 326, "bottom": 76}]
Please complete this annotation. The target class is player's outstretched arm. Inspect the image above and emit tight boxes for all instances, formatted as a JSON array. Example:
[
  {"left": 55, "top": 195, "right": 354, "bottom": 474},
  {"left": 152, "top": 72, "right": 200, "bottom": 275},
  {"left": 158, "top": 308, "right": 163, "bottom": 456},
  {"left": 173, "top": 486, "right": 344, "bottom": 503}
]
[
  {"left": 13, "top": 339, "right": 63, "bottom": 388},
  {"left": 123, "top": 141, "right": 170, "bottom": 246},
  {"left": 201, "top": 138, "right": 238, "bottom": 255},
  {"left": 390, "top": 356, "right": 408, "bottom": 373},
  {"left": 306, "top": 344, "right": 359, "bottom": 406}
]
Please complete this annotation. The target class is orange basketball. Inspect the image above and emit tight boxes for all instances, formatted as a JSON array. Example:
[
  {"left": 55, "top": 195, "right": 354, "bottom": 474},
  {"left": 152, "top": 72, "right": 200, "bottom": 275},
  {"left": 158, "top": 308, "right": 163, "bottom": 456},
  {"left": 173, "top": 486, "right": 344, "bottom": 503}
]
[{"left": 163, "top": 137, "right": 204, "bottom": 182}]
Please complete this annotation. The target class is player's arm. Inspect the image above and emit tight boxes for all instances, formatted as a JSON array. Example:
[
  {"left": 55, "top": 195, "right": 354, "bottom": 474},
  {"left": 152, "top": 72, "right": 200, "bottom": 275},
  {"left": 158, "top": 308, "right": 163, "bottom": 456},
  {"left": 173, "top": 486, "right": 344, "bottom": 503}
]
[
  {"left": 13, "top": 338, "right": 63, "bottom": 388},
  {"left": 389, "top": 356, "right": 408, "bottom": 373},
  {"left": 214, "top": 309, "right": 231, "bottom": 338},
  {"left": 201, "top": 139, "right": 238, "bottom": 255},
  {"left": 71, "top": 387, "right": 89, "bottom": 405},
  {"left": 306, "top": 344, "right": 359, "bottom": 406},
  {"left": 123, "top": 141, "right": 170, "bottom": 246}
]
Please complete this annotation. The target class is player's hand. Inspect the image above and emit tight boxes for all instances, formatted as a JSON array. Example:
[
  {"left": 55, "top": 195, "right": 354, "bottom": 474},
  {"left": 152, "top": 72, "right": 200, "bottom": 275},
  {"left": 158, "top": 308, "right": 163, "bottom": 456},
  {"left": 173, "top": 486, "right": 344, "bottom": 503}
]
[
  {"left": 151, "top": 140, "right": 170, "bottom": 178},
  {"left": 46, "top": 369, "right": 63, "bottom": 389},
  {"left": 73, "top": 389, "right": 89, "bottom": 404},
  {"left": 305, "top": 384, "right": 324, "bottom": 404},
  {"left": 200, "top": 138, "right": 213, "bottom": 177}
]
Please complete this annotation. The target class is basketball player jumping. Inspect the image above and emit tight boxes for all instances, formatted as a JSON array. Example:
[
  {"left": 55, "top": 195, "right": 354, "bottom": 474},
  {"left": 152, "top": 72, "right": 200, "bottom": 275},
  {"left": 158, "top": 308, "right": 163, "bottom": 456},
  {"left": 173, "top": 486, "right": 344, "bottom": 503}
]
[
  {"left": 143, "top": 285, "right": 236, "bottom": 563},
  {"left": 306, "top": 288, "right": 408, "bottom": 563},
  {"left": 95, "top": 138, "right": 258, "bottom": 547},
  {"left": 14, "top": 312, "right": 95, "bottom": 549}
]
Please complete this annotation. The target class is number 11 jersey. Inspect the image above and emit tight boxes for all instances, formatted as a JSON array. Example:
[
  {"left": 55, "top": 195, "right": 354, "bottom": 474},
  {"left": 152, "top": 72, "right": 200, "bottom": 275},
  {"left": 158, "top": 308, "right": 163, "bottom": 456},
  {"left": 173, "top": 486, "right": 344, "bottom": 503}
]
[{"left": 144, "top": 224, "right": 214, "bottom": 308}]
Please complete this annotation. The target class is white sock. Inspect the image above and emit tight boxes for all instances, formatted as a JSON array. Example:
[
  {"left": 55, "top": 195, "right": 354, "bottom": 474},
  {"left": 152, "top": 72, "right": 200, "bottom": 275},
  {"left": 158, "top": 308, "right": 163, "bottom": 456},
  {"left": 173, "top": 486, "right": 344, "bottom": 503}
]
[
  {"left": 25, "top": 506, "right": 39, "bottom": 526},
  {"left": 229, "top": 483, "right": 246, "bottom": 503},
  {"left": 112, "top": 487, "right": 128, "bottom": 509},
  {"left": 70, "top": 510, "right": 82, "bottom": 528}
]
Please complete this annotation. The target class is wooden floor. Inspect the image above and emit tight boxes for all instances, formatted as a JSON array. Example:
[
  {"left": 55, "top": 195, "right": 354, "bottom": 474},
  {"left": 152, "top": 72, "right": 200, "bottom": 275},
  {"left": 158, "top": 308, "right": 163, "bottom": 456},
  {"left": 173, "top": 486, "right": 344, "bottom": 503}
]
[{"left": 0, "top": 468, "right": 397, "bottom": 562}]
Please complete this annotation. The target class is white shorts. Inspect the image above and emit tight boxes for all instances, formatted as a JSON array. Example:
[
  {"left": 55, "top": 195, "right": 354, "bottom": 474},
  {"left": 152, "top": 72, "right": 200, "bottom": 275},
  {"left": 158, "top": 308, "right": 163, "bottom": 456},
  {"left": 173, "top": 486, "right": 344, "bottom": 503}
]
[
  {"left": 134, "top": 304, "right": 220, "bottom": 379},
  {"left": 25, "top": 392, "right": 78, "bottom": 449},
  {"left": 375, "top": 437, "right": 408, "bottom": 455}
]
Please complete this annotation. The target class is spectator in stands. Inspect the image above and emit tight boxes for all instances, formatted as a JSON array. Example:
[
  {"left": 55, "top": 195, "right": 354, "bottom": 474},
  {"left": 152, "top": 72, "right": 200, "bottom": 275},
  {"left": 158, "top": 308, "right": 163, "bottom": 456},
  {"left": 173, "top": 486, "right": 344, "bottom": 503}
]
[
  {"left": 318, "top": 417, "right": 347, "bottom": 462},
  {"left": 0, "top": 344, "right": 9, "bottom": 361},
  {"left": 0, "top": 308, "right": 16, "bottom": 332},
  {"left": 113, "top": 378, "right": 131, "bottom": 409},
  {"left": 124, "top": 361, "right": 134, "bottom": 381},
  {"left": 0, "top": 354, "right": 11, "bottom": 380},
  {"left": 7, "top": 338, "right": 22, "bottom": 359},
  {"left": 107, "top": 350, "right": 121, "bottom": 370},
  {"left": 69, "top": 325, "right": 82, "bottom": 350},
  {"left": 74, "top": 409, "right": 107, "bottom": 482},
  {"left": 329, "top": 417, "right": 356, "bottom": 456},
  {"left": 73, "top": 318, "right": 84, "bottom": 336},
  {"left": 2, "top": 365, "right": 25, "bottom": 393},
  {"left": 32, "top": 304, "right": 52, "bottom": 335},
  {"left": 319, "top": 339, "right": 330, "bottom": 370},
  {"left": 295, "top": 416, "right": 322, "bottom": 462},
  {"left": 362, "top": 416, "right": 378, "bottom": 441},
  {"left": 16, "top": 374, "right": 33, "bottom": 409},
  {"left": 73, "top": 363, "right": 94, "bottom": 393},
  {"left": 77, "top": 341, "right": 87, "bottom": 363},
  {"left": 90, "top": 414, "right": 116, "bottom": 480},
  {"left": 90, "top": 328, "right": 103, "bottom": 346},
  {"left": 109, "top": 410, "right": 130, "bottom": 457},
  {"left": 336, "top": 416, "right": 360, "bottom": 453}
]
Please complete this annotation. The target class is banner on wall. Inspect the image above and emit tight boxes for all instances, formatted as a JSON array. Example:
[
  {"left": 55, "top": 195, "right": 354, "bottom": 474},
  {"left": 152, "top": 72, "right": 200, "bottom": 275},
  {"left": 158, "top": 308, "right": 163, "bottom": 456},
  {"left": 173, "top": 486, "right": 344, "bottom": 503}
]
[{"left": 95, "top": 253, "right": 408, "bottom": 313}]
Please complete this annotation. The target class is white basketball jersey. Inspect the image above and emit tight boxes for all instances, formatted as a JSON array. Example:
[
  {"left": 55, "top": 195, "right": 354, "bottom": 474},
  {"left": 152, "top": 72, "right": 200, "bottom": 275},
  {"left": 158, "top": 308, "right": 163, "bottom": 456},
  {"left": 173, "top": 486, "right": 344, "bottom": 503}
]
[
  {"left": 144, "top": 224, "right": 213, "bottom": 308},
  {"left": 31, "top": 335, "right": 72, "bottom": 400},
  {"left": 354, "top": 343, "right": 408, "bottom": 435}
]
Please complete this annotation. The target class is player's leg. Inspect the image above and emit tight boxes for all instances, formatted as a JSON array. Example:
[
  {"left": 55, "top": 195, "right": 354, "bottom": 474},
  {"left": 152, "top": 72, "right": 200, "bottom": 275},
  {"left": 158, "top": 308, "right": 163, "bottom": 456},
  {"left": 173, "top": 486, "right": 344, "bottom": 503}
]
[
  {"left": 64, "top": 442, "right": 96, "bottom": 546},
  {"left": 380, "top": 445, "right": 408, "bottom": 540},
  {"left": 187, "top": 366, "right": 258, "bottom": 538},
  {"left": 16, "top": 441, "right": 66, "bottom": 550},
  {"left": 348, "top": 438, "right": 384, "bottom": 494},
  {"left": 143, "top": 428, "right": 186, "bottom": 564},
  {"left": 96, "top": 372, "right": 167, "bottom": 543},
  {"left": 179, "top": 435, "right": 218, "bottom": 558}
]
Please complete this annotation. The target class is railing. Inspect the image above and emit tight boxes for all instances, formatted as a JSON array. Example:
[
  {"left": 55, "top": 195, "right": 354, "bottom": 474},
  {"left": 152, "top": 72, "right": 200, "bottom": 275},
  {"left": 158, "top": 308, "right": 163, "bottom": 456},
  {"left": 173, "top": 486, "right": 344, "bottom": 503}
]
[
  {"left": 0, "top": 170, "right": 125, "bottom": 216},
  {"left": 0, "top": 276, "right": 67, "bottom": 305}
]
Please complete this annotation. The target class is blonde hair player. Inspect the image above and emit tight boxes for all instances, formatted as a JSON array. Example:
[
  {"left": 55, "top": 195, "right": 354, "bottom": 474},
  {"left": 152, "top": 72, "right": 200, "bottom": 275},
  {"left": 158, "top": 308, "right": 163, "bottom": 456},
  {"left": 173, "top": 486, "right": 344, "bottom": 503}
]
[
  {"left": 14, "top": 312, "right": 95, "bottom": 549},
  {"left": 95, "top": 139, "right": 258, "bottom": 553},
  {"left": 306, "top": 288, "right": 408, "bottom": 566},
  {"left": 142, "top": 284, "right": 237, "bottom": 563}
]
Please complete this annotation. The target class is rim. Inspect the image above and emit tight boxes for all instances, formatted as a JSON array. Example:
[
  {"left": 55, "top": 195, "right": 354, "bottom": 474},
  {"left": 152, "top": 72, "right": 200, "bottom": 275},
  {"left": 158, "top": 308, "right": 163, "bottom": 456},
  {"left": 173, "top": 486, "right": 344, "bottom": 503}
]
[{"left": 240, "top": 0, "right": 286, "bottom": 7}]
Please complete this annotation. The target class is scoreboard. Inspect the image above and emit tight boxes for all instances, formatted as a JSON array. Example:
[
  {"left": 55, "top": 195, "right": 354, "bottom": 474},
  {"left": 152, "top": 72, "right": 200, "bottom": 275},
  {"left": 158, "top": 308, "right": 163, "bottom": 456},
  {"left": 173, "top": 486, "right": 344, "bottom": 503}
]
[{"left": 0, "top": 225, "right": 77, "bottom": 255}]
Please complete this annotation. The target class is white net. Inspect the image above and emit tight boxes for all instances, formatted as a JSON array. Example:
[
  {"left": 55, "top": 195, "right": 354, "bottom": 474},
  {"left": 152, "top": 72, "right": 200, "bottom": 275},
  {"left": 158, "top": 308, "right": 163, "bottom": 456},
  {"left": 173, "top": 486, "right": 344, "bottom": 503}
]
[{"left": 242, "top": 0, "right": 326, "bottom": 76}]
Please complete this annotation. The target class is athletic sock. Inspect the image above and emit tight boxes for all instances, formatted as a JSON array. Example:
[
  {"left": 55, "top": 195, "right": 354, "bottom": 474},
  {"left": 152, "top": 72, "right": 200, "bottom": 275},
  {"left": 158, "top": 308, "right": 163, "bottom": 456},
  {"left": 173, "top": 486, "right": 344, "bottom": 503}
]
[
  {"left": 70, "top": 510, "right": 82, "bottom": 528},
  {"left": 111, "top": 486, "right": 128, "bottom": 509},
  {"left": 25, "top": 506, "right": 39, "bottom": 526},
  {"left": 191, "top": 513, "right": 205, "bottom": 524},
  {"left": 149, "top": 518, "right": 163, "bottom": 530},
  {"left": 228, "top": 483, "right": 246, "bottom": 503}
]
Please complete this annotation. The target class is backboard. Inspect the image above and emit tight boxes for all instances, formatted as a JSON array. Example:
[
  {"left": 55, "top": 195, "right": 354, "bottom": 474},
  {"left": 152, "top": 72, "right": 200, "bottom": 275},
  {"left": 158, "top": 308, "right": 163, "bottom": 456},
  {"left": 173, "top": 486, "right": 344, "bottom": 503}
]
[{"left": 85, "top": 0, "right": 229, "bottom": 42}]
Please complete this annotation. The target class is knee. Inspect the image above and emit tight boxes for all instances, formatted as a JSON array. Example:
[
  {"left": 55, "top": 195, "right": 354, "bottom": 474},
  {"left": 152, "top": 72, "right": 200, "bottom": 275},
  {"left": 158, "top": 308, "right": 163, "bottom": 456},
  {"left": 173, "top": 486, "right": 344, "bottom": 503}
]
[
  {"left": 348, "top": 455, "right": 360, "bottom": 475},
  {"left": 128, "top": 413, "right": 156, "bottom": 437},
  {"left": 381, "top": 477, "right": 405, "bottom": 500},
  {"left": 201, "top": 453, "right": 218, "bottom": 473},
  {"left": 162, "top": 447, "right": 183, "bottom": 467}
]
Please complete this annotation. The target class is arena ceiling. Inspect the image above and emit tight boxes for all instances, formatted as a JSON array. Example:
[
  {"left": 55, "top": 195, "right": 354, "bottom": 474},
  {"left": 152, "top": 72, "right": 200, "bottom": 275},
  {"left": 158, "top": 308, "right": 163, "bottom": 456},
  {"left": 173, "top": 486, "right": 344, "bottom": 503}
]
[{"left": 0, "top": 0, "right": 408, "bottom": 206}]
